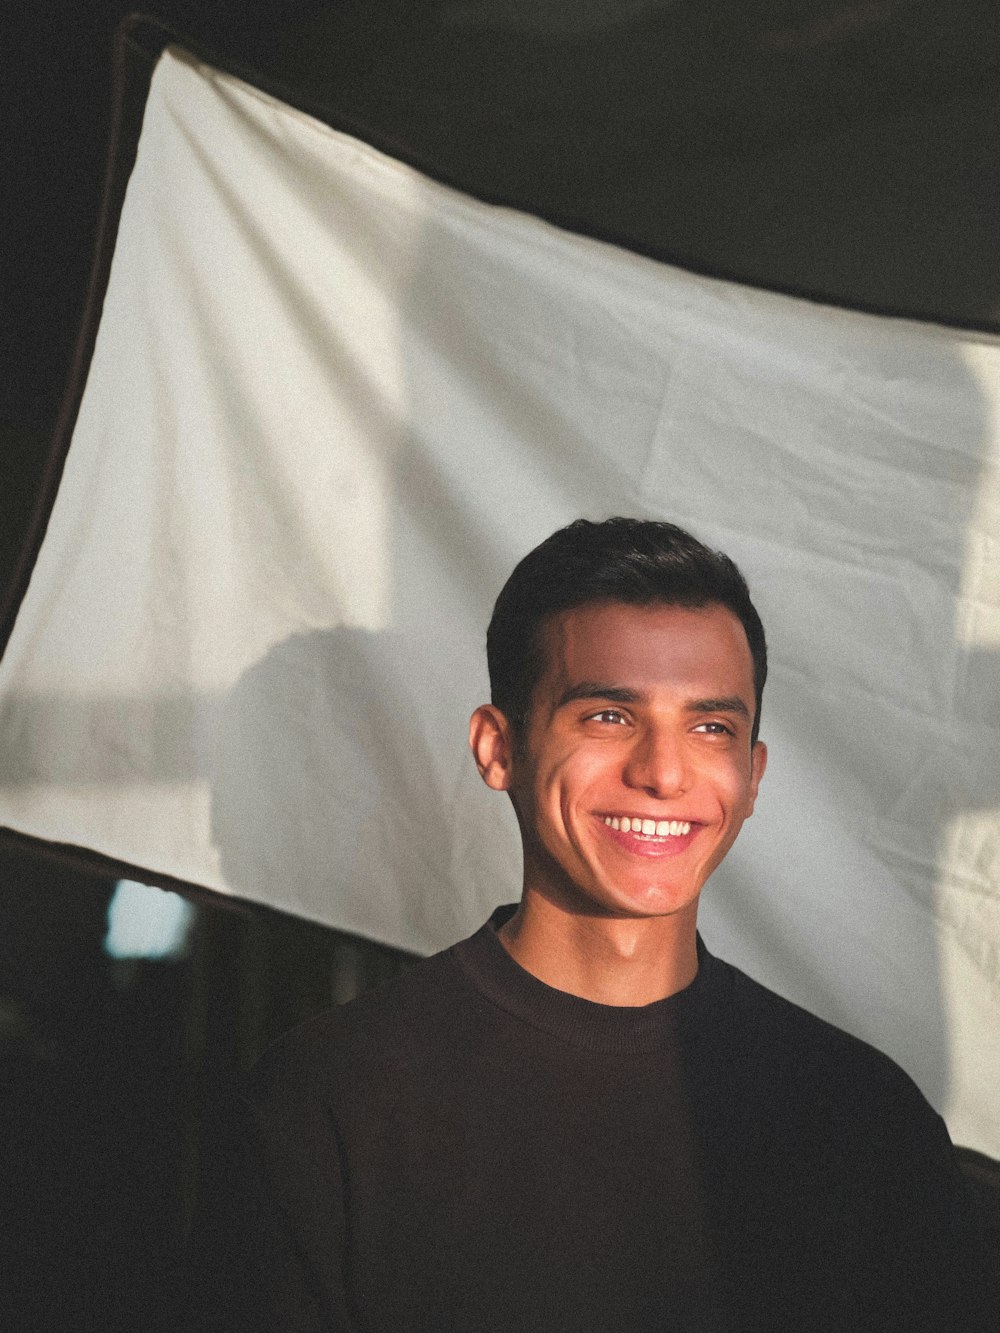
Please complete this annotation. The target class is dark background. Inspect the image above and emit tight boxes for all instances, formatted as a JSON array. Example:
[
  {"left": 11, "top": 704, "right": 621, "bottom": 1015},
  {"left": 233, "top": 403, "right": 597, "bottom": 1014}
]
[{"left": 3, "top": 3, "right": 999, "bottom": 1327}]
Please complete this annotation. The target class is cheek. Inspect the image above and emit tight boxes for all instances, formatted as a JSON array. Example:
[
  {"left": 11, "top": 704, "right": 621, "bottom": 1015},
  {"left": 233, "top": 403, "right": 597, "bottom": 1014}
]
[
  {"left": 698, "top": 758, "right": 756, "bottom": 819},
  {"left": 533, "top": 754, "right": 577, "bottom": 818},
  {"left": 725, "top": 769, "right": 759, "bottom": 820},
  {"left": 533, "top": 750, "right": 604, "bottom": 829}
]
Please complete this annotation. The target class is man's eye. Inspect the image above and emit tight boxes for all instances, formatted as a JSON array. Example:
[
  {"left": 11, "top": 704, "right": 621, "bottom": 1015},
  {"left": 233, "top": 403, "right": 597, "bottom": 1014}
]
[
  {"left": 590, "top": 709, "right": 629, "bottom": 725},
  {"left": 695, "top": 721, "right": 734, "bottom": 736}
]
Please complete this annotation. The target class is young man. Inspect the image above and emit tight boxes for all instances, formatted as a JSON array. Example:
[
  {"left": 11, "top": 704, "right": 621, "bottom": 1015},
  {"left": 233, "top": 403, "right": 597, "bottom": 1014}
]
[{"left": 187, "top": 518, "right": 971, "bottom": 1331}]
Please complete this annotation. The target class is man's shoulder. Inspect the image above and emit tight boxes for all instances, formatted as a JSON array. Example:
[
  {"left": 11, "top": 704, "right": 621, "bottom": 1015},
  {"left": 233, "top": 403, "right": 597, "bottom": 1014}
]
[
  {"left": 709, "top": 948, "right": 946, "bottom": 1140},
  {"left": 720, "top": 951, "right": 899, "bottom": 1062},
  {"left": 244, "top": 936, "right": 473, "bottom": 1108}
]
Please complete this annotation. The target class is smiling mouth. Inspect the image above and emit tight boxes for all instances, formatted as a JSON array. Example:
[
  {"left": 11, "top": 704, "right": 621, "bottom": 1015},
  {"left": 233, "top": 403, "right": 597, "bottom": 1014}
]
[{"left": 602, "top": 816, "right": 692, "bottom": 837}]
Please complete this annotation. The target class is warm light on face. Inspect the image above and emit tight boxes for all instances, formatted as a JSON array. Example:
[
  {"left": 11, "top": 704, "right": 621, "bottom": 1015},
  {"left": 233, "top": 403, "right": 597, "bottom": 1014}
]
[{"left": 501, "top": 600, "right": 766, "bottom": 922}]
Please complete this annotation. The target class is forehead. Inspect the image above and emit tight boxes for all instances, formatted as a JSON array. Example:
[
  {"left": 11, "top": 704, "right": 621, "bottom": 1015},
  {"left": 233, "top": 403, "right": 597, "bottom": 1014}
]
[{"left": 535, "top": 600, "right": 755, "bottom": 700}]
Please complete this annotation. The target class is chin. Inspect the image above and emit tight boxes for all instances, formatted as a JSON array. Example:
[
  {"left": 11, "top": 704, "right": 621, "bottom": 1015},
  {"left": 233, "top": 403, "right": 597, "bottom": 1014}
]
[{"left": 590, "top": 878, "right": 702, "bottom": 920}]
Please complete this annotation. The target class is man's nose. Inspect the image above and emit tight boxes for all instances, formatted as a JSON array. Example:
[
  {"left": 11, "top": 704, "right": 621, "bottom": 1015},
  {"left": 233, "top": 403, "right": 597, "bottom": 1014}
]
[{"left": 622, "top": 725, "right": 689, "bottom": 798}]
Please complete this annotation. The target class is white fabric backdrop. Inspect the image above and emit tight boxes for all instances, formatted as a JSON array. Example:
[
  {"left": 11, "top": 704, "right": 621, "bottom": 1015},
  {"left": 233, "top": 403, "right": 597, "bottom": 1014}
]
[{"left": 1, "top": 47, "right": 998, "bottom": 1154}]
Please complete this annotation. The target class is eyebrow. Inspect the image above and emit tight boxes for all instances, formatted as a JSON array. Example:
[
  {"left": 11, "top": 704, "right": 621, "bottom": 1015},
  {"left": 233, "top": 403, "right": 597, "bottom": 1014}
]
[
  {"left": 685, "top": 696, "right": 752, "bottom": 722},
  {"left": 555, "top": 682, "right": 642, "bottom": 709}
]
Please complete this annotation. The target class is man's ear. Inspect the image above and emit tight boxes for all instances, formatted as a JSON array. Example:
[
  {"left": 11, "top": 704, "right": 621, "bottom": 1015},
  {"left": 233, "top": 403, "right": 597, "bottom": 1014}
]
[
  {"left": 469, "top": 705, "right": 515, "bottom": 791},
  {"left": 747, "top": 740, "right": 767, "bottom": 815}
]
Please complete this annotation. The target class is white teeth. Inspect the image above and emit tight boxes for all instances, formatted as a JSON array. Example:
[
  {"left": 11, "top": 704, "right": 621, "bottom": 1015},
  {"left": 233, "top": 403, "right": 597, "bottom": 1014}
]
[{"left": 605, "top": 816, "right": 693, "bottom": 837}]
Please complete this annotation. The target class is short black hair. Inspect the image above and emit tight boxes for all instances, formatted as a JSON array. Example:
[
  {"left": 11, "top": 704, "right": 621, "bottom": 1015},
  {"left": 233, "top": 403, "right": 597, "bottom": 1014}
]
[{"left": 487, "top": 517, "right": 767, "bottom": 744}]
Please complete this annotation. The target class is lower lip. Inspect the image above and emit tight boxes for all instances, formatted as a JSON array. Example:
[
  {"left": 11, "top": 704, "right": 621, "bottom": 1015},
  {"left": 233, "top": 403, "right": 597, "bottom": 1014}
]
[{"left": 597, "top": 819, "right": 700, "bottom": 858}]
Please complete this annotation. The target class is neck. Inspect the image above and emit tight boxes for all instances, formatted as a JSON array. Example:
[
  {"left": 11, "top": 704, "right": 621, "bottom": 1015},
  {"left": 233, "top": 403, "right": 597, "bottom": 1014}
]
[{"left": 497, "top": 891, "right": 699, "bottom": 1006}]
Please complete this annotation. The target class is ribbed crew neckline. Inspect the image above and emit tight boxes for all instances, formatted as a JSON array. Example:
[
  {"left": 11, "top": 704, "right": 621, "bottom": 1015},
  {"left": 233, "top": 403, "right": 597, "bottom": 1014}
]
[{"left": 450, "top": 904, "right": 726, "bottom": 1054}]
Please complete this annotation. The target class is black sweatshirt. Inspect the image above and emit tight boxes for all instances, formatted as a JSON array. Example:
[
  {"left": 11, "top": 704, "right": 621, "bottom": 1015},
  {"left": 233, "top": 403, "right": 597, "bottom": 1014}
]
[{"left": 183, "top": 908, "right": 969, "bottom": 1331}]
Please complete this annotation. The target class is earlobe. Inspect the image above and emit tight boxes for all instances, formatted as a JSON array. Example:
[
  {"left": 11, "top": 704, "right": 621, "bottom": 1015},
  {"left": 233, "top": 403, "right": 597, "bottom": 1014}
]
[{"left": 469, "top": 705, "right": 515, "bottom": 791}]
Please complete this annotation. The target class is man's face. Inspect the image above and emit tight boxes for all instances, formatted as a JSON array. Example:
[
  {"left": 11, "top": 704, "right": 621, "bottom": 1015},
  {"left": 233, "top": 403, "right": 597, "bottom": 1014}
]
[{"left": 496, "top": 600, "right": 766, "bottom": 921}]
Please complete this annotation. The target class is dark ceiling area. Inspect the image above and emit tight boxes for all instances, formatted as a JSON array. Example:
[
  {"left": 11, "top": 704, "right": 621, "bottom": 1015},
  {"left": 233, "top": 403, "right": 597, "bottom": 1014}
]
[{"left": 5, "top": 0, "right": 1000, "bottom": 434}]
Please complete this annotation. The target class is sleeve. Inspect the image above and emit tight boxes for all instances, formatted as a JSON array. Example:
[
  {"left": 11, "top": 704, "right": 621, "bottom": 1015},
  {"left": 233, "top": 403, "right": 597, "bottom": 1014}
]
[
  {"left": 953, "top": 1156, "right": 1000, "bottom": 1333},
  {"left": 176, "top": 1074, "right": 358, "bottom": 1333},
  {"left": 861, "top": 1071, "right": 989, "bottom": 1333}
]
